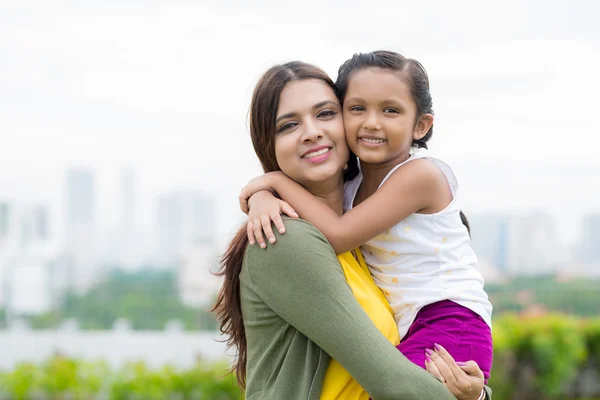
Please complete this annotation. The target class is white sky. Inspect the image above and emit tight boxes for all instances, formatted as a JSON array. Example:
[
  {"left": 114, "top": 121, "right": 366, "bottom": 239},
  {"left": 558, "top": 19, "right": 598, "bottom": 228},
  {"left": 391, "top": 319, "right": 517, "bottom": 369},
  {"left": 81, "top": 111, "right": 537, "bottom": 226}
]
[{"left": 1, "top": 0, "right": 599, "bottom": 244}]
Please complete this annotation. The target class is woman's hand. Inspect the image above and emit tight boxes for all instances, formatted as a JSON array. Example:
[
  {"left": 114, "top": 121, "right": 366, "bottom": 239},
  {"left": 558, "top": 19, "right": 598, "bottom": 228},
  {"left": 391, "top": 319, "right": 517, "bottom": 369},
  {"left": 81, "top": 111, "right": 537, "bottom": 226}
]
[
  {"left": 239, "top": 172, "right": 285, "bottom": 214},
  {"left": 425, "top": 344, "right": 486, "bottom": 400},
  {"left": 247, "top": 190, "right": 298, "bottom": 248}
]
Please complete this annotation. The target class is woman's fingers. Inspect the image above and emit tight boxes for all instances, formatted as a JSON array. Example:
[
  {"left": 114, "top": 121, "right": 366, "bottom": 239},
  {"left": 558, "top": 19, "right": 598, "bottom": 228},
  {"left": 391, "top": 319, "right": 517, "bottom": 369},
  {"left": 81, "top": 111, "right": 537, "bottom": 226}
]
[
  {"left": 458, "top": 361, "right": 484, "bottom": 379},
  {"left": 425, "top": 357, "right": 445, "bottom": 384},
  {"left": 434, "top": 343, "right": 464, "bottom": 381},
  {"left": 426, "top": 346, "right": 459, "bottom": 388}
]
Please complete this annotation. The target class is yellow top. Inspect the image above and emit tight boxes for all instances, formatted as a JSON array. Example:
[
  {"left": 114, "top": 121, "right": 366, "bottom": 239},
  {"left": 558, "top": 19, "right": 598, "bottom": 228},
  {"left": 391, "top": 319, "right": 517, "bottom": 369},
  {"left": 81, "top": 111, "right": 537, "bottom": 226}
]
[{"left": 321, "top": 249, "right": 400, "bottom": 400}]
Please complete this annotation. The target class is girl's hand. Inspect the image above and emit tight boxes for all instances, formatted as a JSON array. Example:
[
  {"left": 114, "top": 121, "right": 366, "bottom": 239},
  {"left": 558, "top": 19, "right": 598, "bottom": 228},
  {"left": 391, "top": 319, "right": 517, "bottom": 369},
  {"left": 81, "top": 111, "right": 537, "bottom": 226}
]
[
  {"left": 239, "top": 172, "right": 284, "bottom": 214},
  {"left": 247, "top": 190, "right": 298, "bottom": 248},
  {"left": 425, "top": 344, "right": 486, "bottom": 400}
]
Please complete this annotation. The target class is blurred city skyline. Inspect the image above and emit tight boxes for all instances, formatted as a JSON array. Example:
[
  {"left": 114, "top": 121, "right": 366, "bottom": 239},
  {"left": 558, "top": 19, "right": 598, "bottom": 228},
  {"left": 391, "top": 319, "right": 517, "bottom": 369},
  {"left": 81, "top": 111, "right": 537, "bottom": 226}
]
[{"left": 1, "top": 0, "right": 599, "bottom": 244}]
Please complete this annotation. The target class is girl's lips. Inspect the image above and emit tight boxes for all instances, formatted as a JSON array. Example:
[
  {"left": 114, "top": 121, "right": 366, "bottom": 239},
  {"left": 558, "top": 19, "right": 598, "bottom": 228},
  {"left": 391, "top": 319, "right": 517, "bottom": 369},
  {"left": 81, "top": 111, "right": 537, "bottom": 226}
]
[{"left": 302, "top": 148, "right": 332, "bottom": 164}]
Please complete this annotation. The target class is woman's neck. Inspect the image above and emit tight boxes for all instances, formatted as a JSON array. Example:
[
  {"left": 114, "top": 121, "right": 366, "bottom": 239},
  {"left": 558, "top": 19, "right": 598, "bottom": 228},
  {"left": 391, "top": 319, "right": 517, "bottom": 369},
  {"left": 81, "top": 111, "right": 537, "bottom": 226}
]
[{"left": 303, "top": 174, "right": 345, "bottom": 216}]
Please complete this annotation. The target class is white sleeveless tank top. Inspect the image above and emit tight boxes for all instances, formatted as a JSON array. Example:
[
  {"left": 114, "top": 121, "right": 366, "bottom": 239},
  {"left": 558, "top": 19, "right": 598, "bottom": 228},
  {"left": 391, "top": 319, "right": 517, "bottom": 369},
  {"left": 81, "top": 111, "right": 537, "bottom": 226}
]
[{"left": 344, "top": 148, "right": 493, "bottom": 339}]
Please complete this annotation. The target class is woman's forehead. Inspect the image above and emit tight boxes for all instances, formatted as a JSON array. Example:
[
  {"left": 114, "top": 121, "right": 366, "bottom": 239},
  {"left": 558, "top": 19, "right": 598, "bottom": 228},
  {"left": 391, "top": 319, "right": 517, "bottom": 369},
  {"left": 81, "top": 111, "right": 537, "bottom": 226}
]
[{"left": 277, "top": 79, "right": 338, "bottom": 114}]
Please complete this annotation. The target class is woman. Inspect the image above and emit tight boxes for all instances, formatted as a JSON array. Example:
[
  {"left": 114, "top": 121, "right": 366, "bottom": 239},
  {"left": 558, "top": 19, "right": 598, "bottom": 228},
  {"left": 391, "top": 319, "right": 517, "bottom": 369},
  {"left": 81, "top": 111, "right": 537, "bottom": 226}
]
[{"left": 213, "top": 61, "right": 489, "bottom": 399}]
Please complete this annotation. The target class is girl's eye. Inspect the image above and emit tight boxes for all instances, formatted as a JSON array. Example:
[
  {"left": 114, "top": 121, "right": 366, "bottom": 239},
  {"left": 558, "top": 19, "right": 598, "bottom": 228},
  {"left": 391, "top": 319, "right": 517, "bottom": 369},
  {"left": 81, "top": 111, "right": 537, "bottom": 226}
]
[
  {"left": 278, "top": 122, "right": 297, "bottom": 132},
  {"left": 317, "top": 109, "right": 336, "bottom": 118},
  {"left": 383, "top": 108, "right": 400, "bottom": 114},
  {"left": 349, "top": 106, "right": 365, "bottom": 112}
]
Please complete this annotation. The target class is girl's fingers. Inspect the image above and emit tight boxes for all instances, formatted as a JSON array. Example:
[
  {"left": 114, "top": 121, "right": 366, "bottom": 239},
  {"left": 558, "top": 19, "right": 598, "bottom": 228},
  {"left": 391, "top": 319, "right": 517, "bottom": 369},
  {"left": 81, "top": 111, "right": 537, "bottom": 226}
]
[
  {"left": 270, "top": 212, "right": 285, "bottom": 235},
  {"left": 279, "top": 201, "right": 298, "bottom": 219},
  {"left": 260, "top": 214, "right": 276, "bottom": 245},
  {"left": 239, "top": 191, "right": 250, "bottom": 214},
  {"left": 253, "top": 218, "right": 267, "bottom": 249},
  {"left": 247, "top": 219, "right": 256, "bottom": 246}
]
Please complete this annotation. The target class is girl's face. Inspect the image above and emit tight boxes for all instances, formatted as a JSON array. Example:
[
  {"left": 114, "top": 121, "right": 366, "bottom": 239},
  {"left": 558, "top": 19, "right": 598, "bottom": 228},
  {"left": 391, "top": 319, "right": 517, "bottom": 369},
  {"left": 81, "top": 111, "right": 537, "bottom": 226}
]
[
  {"left": 343, "top": 68, "right": 431, "bottom": 168},
  {"left": 274, "top": 79, "right": 349, "bottom": 187}
]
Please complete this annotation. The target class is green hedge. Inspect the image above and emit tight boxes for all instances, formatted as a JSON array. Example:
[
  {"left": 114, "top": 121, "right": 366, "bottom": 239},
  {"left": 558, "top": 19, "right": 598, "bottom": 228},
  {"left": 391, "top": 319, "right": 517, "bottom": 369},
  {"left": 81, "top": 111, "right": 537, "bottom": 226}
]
[
  {"left": 0, "top": 357, "right": 242, "bottom": 400},
  {"left": 1, "top": 314, "right": 599, "bottom": 399},
  {"left": 489, "top": 313, "right": 599, "bottom": 399}
]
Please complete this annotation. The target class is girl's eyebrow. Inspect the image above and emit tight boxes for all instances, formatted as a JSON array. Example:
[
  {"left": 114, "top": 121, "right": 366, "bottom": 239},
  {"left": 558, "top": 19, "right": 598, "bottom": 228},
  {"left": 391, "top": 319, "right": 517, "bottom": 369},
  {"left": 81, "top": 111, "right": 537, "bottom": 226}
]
[{"left": 276, "top": 100, "right": 339, "bottom": 123}]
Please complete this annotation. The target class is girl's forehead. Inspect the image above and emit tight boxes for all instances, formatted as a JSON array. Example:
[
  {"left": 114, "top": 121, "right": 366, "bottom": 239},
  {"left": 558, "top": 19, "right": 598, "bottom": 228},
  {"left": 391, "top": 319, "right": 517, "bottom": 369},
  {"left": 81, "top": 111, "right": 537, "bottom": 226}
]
[
  {"left": 345, "top": 68, "right": 412, "bottom": 100},
  {"left": 348, "top": 67, "right": 408, "bottom": 86}
]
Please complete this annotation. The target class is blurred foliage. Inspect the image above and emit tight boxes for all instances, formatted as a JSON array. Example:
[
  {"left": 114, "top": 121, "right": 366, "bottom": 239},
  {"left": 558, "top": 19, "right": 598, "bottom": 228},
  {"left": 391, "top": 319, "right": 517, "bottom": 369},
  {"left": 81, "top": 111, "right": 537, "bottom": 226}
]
[
  {"left": 490, "top": 313, "right": 588, "bottom": 399},
  {"left": 0, "top": 356, "right": 242, "bottom": 400},
  {"left": 2, "top": 314, "right": 600, "bottom": 399},
  {"left": 26, "top": 269, "right": 217, "bottom": 331},
  {"left": 487, "top": 276, "right": 600, "bottom": 316}
]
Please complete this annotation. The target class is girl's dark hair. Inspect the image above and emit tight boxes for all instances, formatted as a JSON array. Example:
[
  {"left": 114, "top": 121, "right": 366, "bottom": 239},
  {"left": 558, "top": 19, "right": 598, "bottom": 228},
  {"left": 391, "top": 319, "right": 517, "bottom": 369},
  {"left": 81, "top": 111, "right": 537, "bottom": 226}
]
[
  {"left": 336, "top": 50, "right": 434, "bottom": 149},
  {"left": 211, "top": 61, "right": 357, "bottom": 388},
  {"left": 335, "top": 50, "right": 470, "bottom": 234}
]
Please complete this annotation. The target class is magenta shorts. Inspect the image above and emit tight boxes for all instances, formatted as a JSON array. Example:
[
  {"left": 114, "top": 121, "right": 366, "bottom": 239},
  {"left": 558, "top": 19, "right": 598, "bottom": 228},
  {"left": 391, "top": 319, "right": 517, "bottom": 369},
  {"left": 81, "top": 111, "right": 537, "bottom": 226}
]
[{"left": 396, "top": 300, "right": 493, "bottom": 380}]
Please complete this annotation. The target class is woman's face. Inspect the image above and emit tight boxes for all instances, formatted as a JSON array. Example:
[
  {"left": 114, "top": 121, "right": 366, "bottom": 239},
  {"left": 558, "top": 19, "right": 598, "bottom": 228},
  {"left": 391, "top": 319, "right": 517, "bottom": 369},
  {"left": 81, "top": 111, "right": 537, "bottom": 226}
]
[{"left": 274, "top": 79, "right": 349, "bottom": 186}]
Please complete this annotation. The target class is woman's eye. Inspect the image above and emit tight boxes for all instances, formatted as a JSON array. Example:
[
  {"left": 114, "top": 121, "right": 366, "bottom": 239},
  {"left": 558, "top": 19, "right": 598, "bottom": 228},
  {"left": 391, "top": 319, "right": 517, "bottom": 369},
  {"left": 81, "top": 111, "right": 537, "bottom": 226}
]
[
  {"left": 278, "top": 122, "right": 297, "bottom": 132},
  {"left": 350, "top": 106, "right": 365, "bottom": 112},
  {"left": 317, "top": 109, "right": 336, "bottom": 118}
]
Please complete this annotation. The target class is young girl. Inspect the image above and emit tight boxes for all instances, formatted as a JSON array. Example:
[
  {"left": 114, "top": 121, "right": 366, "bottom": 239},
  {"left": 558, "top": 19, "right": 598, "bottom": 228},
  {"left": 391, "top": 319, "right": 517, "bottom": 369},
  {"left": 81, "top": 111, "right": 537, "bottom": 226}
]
[{"left": 239, "top": 50, "right": 494, "bottom": 381}]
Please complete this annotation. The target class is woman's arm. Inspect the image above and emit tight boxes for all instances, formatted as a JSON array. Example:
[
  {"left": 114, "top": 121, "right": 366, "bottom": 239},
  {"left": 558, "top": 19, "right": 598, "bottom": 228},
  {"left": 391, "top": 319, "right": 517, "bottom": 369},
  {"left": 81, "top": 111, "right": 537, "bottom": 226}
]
[
  {"left": 242, "top": 159, "right": 441, "bottom": 253},
  {"left": 245, "top": 218, "right": 456, "bottom": 400}
]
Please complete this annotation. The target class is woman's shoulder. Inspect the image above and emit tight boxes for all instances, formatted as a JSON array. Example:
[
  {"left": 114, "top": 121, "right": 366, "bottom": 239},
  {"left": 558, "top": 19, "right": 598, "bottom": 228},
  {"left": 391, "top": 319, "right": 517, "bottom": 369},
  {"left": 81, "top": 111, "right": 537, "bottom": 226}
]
[
  {"left": 241, "top": 217, "right": 342, "bottom": 291},
  {"left": 244, "top": 218, "right": 336, "bottom": 267}
]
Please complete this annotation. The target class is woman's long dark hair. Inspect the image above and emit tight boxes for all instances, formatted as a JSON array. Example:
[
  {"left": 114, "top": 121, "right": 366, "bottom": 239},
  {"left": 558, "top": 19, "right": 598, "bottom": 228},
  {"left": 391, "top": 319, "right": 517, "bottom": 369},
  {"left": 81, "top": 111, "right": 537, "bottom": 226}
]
[{"left": 211, "top": 61, "right": 355, "bottom": 388}]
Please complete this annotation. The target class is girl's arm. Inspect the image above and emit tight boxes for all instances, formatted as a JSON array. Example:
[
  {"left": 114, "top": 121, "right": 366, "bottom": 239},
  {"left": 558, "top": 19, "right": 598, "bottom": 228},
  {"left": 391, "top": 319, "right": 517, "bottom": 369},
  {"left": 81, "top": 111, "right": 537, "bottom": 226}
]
[{"left": 241, "top": 158, "right": 443, "bottom": 254}]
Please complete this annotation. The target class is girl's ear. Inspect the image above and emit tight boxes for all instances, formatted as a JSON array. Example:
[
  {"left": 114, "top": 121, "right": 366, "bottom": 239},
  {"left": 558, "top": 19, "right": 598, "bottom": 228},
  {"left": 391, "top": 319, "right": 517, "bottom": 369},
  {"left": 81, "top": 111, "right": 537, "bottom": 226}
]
[{"left": 413, "top": 114, "right": 434, "bottom": 140}]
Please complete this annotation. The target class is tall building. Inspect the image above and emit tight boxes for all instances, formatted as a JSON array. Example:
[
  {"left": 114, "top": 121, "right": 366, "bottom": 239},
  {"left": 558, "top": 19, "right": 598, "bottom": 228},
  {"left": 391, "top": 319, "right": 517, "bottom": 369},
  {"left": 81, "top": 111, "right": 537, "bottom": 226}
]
[
  {"left": 469, "top": 213, "right": 511, "bottom": 272},
  {"left": 469, "top": 211, "right": 564, "bottom": 276},
  {"left": 64, "top": 167, "right": 98, "bottom": 293},
  {"left": 19, "top": 205, "right": 49, "bottom": 247},
  {"left": 0, "top": 201, "right": 9, "bottom": 245},
  {"left": 0, "top": 200, "right": 66, "bottom": 318},
  {"left": 156, "top": 190, "right": 216, "bottom": 267},
  {"left": 177, "top": 244, "right": 219, "bottom": 308},
  {"left": 578, "top": 214, "right": 600, "bottom": 264},
  {"left": 118, "top": 167, "right": 141, "bottom": 269},
  {"left": 66, "top": 168, "right": 95, "bottom": 236}
]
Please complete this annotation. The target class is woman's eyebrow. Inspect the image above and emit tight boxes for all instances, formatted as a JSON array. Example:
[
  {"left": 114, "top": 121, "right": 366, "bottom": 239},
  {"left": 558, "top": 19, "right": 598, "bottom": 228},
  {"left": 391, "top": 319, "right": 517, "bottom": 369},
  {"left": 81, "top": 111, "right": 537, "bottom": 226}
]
[
  {"left": 276, "top": 100, "right": 339, "bottom": 123},
  {"left": 313, "top": 100, "right": 338, "bottom": 109},
  {"left": 276, "top": 112, "right": 296, "bottom": 124}
]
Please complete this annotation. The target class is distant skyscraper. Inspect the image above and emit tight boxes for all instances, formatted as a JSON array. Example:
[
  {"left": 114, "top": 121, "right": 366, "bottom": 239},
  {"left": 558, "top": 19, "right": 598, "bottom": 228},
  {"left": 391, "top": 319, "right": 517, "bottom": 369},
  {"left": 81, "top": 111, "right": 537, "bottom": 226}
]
[
  {"left": 0, "top": 201, "right": 10, "bottom": 244},
  {"left": 157, "top": 190, "right": 216, "bottom": 266},
  {"left": 19, "top": 205, "right": 50, "bottom": 247},
  {"left": 116, "top": 167, "right": 142, "bottom": 269},
  {"left": 121, "top": 167, "right": 135, "bottom": 232},
  {"left": 66, "top": 168, "right": 95, "bottom": 236},
  {"left": 470, "top": 211, "right": 564, "bottom": 275},
  {"left": 469, "top": 213, "right": 511, "bottom": 271},
  {"left": 578, "top": 214, "right": 600, "bottom": 264},
  {"left": 64, "top": 167, "right": 98, "bottom": 293}
]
